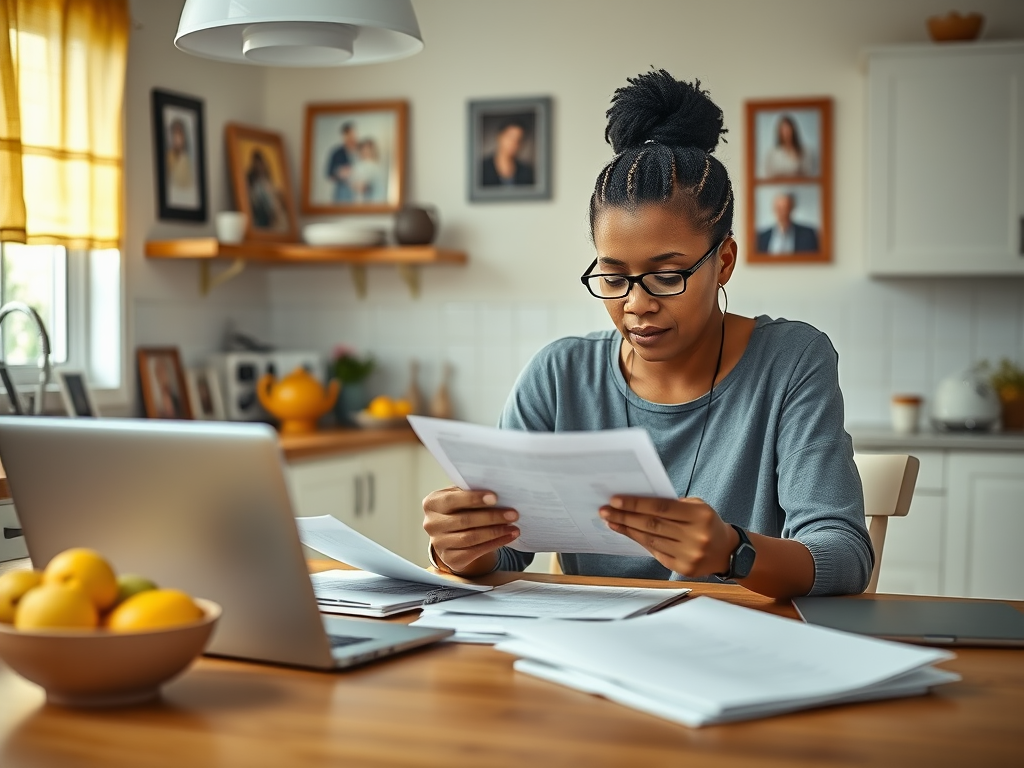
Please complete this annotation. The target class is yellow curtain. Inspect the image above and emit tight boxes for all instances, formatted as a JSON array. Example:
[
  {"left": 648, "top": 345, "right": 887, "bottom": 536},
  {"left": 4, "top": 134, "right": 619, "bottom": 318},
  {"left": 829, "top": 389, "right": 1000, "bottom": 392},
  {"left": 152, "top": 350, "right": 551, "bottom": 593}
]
[{"left": 0, "top": 0, "right": 128, "bottom": 249}]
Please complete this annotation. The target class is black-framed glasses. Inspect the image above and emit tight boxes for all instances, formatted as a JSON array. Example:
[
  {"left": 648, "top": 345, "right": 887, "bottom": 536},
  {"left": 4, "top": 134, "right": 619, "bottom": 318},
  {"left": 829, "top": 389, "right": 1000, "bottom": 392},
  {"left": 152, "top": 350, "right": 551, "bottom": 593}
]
[{"left": 580, "top": 232, "right": 731, "bottom": 300}]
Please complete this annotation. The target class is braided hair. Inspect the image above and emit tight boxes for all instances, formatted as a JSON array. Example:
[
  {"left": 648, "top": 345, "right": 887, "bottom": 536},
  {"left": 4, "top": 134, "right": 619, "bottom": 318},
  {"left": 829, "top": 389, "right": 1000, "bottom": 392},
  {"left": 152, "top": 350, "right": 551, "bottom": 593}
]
[{"left": 589, "top": 70, "right": 734, "bottom": 247}]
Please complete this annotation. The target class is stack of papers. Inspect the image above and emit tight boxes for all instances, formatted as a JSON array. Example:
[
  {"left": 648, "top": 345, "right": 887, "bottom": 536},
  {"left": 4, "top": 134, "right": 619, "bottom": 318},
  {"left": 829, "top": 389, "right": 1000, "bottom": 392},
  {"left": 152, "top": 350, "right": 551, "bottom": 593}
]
[
  {"left": 295, "top": 515, "right": 490, "bottom": 618},
  {"left": 495, "top": 597, "right": 960, "bottom": 727},
  {"left": 411, "top": 580, "right": 690, "bottom": 643}
]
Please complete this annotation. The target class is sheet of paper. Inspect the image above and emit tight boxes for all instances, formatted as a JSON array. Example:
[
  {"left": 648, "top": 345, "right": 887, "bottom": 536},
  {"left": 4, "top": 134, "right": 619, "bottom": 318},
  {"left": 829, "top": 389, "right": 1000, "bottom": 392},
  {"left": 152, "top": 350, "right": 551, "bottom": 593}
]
[
  {"left": 420, "top": 580, "right": 690, "bottom": 620},
  {"left": 408, "top": 416, "right": 678, "bottom": 556},
  {"left": 495, "top": 597, "right": 955, "bottom": 718},
  {"left": 310, "top": 570, "right": 461, "bottom": 605},
  {"left": 295, "top": 515, "right": 490, "bottom": 592},
  {"left": 410, "top": 613, "right": 540, "bottom": 644}
]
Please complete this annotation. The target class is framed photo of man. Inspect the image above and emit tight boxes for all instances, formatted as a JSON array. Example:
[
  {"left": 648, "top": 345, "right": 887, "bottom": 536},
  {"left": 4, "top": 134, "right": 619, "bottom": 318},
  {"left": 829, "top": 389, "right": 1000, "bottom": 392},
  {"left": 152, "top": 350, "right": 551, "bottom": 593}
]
[
  {"left": 151, "top": 89, "right": 207, "bottom": 222},
  {"left": 225, "top": 123, "right": 299, "bottom": 242},
  {"left": 745, "top": 98, "right": 832, "bottom": 264},
  {"left": 468, "top": 96, "right": 552, "bottom": 202},
  {"left": 301, "top": 101, "right": 408, "bottom": 215}
]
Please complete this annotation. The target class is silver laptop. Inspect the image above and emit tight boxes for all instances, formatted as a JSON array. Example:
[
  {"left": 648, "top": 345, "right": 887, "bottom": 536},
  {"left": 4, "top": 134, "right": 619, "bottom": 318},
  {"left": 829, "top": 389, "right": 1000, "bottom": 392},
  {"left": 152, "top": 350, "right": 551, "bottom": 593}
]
[{"left": 0, "top": 417, "right": 452, "bottom": 669}]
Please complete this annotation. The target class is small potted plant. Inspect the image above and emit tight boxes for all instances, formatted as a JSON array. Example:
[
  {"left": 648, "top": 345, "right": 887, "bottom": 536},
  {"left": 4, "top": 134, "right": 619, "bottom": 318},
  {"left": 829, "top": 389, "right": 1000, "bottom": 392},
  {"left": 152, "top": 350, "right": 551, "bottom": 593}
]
[
  {"left": 982, "top": 358, "right": 1024, "bottom": 431},
  {"left": 331, "top": 346, "right": 375, "bottom": 427}
]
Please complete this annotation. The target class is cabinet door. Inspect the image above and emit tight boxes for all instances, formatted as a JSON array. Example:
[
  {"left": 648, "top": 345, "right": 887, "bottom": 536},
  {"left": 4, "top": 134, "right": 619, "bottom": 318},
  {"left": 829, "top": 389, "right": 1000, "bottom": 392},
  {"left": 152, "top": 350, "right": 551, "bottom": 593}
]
[
  {"left": 867, "top": 44, "right": 1024, "bottom": 275},
  {"left": 0, "top": 502, "right": 28, "bottom": 563},
  {"left": 874, "top": 493, "right": 944, "bottom": 596},
  {"left": 287, "top": 455, "right": 362, "bottom": 524},
  {"left": 358, "top": 445, "right": 414, "bottom": 560},
  {"left": 945, "top": 452, "right": 1024, "bottom": 600}
]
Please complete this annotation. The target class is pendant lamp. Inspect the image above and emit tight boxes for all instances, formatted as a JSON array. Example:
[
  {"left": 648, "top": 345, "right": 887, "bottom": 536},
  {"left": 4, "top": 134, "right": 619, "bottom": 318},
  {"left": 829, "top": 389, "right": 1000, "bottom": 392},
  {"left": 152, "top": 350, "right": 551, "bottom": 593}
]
[{"left": 175, "top": 0, "right": 423, "bottom": 67}]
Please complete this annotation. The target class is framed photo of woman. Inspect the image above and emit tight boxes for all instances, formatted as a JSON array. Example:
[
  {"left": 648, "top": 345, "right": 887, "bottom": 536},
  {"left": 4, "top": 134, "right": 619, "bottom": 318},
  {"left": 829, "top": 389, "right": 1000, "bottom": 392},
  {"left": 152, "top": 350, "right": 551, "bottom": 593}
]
[
  {"left": 468, "top": 96, "right": 552, "bottom": 202},
  {"left": 151, "top": 89, "right": 207, "bottom": 222},
  {"left": 301, "top": 101, "right": 408, "bottom": 215},
  {"left": 137, "top": 347, "right": 193, "bottom": 420},
  {"left": 745, "top": 98, "right": 832, "bottom": 264},
  {"left": 225, "top": 123, "right": 299, "bottom": 242}
]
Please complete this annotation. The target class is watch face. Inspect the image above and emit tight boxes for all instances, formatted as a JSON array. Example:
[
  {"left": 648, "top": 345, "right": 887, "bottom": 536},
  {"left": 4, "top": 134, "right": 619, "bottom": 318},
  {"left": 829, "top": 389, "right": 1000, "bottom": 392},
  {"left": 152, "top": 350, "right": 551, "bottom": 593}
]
[{"left": 733, "top": 543, "right": 756, "bottom": 579}]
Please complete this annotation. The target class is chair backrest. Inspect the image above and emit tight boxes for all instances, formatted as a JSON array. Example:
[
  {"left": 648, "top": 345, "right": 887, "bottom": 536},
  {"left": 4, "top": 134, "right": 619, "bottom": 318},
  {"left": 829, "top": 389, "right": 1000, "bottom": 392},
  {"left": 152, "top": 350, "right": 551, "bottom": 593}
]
[{"left": 853, "top": 453, "right": 920, "bottom": 593}]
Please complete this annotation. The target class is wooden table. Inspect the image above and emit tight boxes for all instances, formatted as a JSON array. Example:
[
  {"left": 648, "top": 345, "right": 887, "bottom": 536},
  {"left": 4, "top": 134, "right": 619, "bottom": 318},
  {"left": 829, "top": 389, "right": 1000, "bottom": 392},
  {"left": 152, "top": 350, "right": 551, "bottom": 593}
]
[{"left": 2, "top": 566, "right": 1023, "bottom": 768}]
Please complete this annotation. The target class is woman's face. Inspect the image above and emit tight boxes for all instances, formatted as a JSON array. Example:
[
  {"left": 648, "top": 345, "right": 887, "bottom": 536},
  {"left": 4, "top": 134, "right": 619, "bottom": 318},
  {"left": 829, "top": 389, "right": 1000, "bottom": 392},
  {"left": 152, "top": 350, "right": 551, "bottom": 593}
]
[
  {"left": 591, "top": 203, "right": 735, "bottom": 364},
  {"left": 778, "top": 119, "right": 794, "bottom": 147}
]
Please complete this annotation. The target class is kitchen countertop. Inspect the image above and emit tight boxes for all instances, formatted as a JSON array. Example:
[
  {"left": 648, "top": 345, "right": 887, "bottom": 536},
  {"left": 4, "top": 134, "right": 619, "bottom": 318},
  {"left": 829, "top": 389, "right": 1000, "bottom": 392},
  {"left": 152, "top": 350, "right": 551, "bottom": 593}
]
[{"left": 849, "top": 426, "right": 1024, "bottom": 451}]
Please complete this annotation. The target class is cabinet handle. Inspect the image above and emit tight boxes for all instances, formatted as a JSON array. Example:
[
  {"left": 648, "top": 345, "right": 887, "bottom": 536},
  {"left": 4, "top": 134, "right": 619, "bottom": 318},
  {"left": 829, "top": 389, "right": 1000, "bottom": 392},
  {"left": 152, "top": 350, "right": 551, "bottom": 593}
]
[
  {"left": 367, "top": 472, "right": 375, "bottom": 514},
  {"left": 3, "top": 527, "right": 22, "bottom": 539},
  {"left": 1019, "top": 216, "right": 1023, "bottom": 255},
  {"left": 354, "top": 475, "right": 363, "bottom": 517}
]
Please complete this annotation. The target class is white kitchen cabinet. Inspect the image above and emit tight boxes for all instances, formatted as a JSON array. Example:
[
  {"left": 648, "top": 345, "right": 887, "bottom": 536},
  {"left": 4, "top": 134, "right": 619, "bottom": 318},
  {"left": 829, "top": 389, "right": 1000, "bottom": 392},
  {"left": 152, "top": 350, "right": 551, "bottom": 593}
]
[
  {"left": 865, "top": 42, "right": 1024, "bottom": 275},
  {"left": 944, "top": 452, "right": 1024, "bottom": 600},
  {"left": 0, "top": 501, "right": 27, "bottom": 563}
]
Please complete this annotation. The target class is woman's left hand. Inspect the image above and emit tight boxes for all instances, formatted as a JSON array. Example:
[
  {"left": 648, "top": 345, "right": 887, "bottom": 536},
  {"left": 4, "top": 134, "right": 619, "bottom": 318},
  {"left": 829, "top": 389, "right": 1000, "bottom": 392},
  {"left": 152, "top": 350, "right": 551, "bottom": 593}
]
[{"left": 599, "top": 495, "right": 739, "bottom": 578}]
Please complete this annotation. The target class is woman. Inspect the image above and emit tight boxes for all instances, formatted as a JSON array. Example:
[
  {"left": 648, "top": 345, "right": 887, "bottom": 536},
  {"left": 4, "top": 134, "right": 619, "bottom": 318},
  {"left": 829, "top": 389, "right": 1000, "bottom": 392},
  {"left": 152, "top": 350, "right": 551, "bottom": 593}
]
[
  {"left": 480, "top": 120, "right": 535, "bottom": 187},
  {"left": 424, "top": 71, "right": 871, "bottom": 599},
  {"left": 763, "top": 114, "right": 816, "bottom": 177}
]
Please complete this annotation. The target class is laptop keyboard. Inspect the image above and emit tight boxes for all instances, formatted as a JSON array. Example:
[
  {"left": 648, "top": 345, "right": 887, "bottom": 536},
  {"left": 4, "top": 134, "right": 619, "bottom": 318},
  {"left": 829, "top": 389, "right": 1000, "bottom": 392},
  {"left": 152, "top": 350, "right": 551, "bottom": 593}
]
[{"left": 328, "top": 634, "right": 372, "bottom": 650}]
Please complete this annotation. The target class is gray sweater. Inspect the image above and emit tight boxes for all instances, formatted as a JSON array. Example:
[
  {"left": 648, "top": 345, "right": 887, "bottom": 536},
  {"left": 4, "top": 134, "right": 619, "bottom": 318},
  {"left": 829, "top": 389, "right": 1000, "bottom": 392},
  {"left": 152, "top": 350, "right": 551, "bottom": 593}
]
[{"left": 495, "top": 316, "right": 873, "bottom": 596}]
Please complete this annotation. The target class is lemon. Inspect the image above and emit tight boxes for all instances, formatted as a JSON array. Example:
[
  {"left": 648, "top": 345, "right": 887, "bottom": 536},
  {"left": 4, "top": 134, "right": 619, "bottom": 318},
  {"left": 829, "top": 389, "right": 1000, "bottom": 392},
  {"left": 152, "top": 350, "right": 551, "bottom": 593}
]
[
  {"left": 0, "top": 570, "right": 43, "bottom": 623},
  {"left": 43, "top": 548, "right": 119, "bottom": 611},
  {"left": 392, "top": 399, "right": 413, "bottom": 417},
  {"left": 106, "top": 588, "right": 203, "bottom": 632},
  {"left": 14, "top": 583, "right": 98, "bottom": 630},
  {"left": 368, "top": 395, "right": 396, "bottom": 419}
]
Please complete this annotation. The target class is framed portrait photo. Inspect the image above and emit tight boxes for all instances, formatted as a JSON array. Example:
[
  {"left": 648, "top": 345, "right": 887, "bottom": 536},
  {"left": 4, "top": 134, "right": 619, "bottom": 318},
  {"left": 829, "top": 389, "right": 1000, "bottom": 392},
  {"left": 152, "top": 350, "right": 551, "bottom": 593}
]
[
  {"left": 56, "top": 370, "right": 100, "bottom": 418},
  {"left": 745, "top": 98, "right": 832, "bottom": 264},
  {"left": 151, "top": 89, "right": 208, "bottom": 222},
  {"left": 186, "top": 367, "right": 225, "bottom": 421},
  {"left": 137, "top": 347, "right": 193, "bottom": 420},
  {"left": 225, "top": 123, "right": 299, "bottom": 242},
  {"left": 468, "top": 96, "right": 552, "bottom": 203},
  {"left": 302, "top": 101, "right": 408, "bottom": 215}
]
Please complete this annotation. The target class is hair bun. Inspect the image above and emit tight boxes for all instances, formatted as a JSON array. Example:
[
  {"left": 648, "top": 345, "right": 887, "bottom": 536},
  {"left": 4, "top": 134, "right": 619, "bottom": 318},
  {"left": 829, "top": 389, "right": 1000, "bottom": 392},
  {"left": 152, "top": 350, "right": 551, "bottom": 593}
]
[{"left": 605, "top": 70, "right": 727, "bottom": 155}]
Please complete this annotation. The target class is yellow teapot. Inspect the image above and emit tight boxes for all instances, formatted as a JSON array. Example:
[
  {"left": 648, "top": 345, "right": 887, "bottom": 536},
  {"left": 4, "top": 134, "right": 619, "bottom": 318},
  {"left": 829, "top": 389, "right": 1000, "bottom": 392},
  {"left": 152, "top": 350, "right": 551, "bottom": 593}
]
[{"left": 257, "top": 367, "right": 339, "bottom": 435}]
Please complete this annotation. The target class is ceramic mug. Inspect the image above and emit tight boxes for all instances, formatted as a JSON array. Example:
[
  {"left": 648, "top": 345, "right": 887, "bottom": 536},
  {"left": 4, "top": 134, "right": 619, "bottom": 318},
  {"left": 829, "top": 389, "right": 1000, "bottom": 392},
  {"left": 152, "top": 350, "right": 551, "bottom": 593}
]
[{"left": 215, "top": 211, "right": 247, "bottom": 244}]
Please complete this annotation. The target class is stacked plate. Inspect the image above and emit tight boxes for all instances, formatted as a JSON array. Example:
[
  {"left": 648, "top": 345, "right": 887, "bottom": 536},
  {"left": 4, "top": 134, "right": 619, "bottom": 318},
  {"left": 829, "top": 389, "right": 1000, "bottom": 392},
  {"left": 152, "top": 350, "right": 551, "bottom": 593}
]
[{"left": 302, "top": 222, "right": 386, "bottom": 247}]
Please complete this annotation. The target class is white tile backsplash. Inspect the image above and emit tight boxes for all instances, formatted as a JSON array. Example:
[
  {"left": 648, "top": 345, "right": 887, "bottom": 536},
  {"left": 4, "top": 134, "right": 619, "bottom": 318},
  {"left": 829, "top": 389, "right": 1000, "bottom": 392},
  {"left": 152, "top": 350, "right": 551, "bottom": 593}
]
[{"left": 266, "top": 283, "right": 1024, "bottom": 429}]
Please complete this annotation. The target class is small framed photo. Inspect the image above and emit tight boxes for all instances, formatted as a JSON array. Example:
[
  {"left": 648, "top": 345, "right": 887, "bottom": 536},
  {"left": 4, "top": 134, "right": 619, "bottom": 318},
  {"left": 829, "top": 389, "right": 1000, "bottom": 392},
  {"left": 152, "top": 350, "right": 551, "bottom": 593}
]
[
  {"left": 137, "top": 347, "right": 193, "bottom": 420},
  {"left": 186, "top": 367, "right": 225, "bottom": 421},
  {"left": 302, "top": 101, "right": 408, "bottom": 215},
  {"left": 56, "top": 370, "right": 100, "bottom": 418},
  {"left": 151, "top": 89, "right": 208, "bottom": 222},
  {"left": 225, "top": 123, "right": 299, "bottom": 242},
  {"left": 468, "top": 96, "right": 552, "bottom": 202},
  {"left": 745, "top": 98, "right": 832, "bottom": 264}
]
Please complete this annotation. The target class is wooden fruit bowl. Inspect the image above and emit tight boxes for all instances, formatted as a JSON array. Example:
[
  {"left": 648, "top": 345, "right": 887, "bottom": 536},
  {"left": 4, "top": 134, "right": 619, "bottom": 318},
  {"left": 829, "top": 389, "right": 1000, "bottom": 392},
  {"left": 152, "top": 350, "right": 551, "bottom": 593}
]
[{"left": 927, "top": 12, "right": 984, "bottom": 42}]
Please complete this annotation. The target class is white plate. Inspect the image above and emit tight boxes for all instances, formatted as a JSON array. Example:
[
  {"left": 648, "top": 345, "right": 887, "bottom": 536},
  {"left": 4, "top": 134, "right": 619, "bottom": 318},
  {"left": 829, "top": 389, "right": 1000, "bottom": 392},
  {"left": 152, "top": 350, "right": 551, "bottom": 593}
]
[{"left": 302, "top": 223, "right": 386, "bottom": 247}]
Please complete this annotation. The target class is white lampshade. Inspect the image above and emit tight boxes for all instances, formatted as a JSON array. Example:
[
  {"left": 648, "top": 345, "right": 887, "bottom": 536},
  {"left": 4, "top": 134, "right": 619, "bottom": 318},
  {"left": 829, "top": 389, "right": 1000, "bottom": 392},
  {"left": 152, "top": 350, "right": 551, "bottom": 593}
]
[{"left": 174, "top": 0, "right": 423, "bottom": 67}]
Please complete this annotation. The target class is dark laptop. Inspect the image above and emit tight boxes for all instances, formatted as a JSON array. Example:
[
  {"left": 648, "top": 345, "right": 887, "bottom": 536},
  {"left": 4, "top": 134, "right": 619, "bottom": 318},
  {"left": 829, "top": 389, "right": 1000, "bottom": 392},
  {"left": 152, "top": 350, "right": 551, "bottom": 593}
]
[{"left": 794, "top": 596, "right": 1024, "bottom": 648}]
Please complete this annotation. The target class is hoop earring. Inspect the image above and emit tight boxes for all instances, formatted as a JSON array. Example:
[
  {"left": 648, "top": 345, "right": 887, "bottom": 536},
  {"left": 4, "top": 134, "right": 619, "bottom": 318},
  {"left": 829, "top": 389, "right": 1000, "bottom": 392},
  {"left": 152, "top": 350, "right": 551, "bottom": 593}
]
[{"left": 718, "top": 283, "right": 729, "bottom": 315}]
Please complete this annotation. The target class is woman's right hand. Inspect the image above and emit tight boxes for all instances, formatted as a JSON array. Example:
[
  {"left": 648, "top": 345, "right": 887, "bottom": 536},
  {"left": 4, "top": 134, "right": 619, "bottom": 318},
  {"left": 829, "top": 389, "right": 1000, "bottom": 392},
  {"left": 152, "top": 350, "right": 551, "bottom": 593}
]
[{"left": 422, "top": 488, "right": 520, "bottom": 576}]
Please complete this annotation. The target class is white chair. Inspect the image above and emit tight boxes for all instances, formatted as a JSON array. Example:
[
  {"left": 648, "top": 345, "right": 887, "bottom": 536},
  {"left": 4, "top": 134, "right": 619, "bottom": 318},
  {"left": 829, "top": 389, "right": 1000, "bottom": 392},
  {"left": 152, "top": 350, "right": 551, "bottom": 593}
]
[{"left": 854, "top": 453, "right": 920, "bottom": 594}]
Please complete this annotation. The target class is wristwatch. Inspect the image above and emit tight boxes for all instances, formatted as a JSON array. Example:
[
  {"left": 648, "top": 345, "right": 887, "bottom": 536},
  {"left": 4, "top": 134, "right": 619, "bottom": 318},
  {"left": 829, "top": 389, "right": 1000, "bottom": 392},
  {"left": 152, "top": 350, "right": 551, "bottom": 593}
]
[{"left": 718, "top": 525, "right": 756, "bottom": 580}]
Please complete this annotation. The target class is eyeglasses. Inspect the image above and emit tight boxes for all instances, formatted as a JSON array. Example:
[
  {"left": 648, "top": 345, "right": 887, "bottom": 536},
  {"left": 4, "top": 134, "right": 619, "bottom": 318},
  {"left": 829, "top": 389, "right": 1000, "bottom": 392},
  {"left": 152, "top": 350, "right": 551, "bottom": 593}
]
[{"left": 580, "top": 233, "right": 731, "bottom": 300}]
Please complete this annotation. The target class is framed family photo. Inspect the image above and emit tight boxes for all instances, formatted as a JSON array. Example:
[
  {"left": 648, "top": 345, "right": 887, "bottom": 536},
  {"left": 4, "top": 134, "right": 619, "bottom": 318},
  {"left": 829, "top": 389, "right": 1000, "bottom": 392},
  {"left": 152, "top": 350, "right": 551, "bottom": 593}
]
[
  {"left": 301, "top": 101, "right": 408, "bottom": 215},
  {"left": 225, "top": 123, "right": 299, "bottom": 242},
  {"left": 186, "top": 367, "right": 226, "bottom": 421},
  {"left": 137, "top": 347, "right": 192, "bottom": 420},
  {"left": 56, "top": 370, "right": 100, "bottom": 418},
  {"left": 151, "top": 89, "right": 207, "bottom": 222},
  {"left": 745, "top": 98, "right": 832, "bottom": 264},
  {"left": 468, "top": 96, "right": 552, "bottom": 202}
]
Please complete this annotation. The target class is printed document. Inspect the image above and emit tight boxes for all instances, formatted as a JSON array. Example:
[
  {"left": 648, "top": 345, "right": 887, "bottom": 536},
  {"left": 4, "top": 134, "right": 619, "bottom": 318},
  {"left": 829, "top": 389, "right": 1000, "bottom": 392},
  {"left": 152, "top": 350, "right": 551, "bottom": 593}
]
[
  {"left": 310, "top": 570, "right": 479, "bottom": 618},
  {"left": 408, "top": 416, "right": 678, "bottom": 557}
]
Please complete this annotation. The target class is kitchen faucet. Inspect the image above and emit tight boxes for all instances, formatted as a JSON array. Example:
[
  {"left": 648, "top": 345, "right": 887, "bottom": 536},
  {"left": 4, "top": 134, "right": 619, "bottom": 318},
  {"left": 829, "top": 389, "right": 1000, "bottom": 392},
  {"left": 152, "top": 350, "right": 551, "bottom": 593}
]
[{"left": 0, "top": 301, "right": 52, "bottom": 415}]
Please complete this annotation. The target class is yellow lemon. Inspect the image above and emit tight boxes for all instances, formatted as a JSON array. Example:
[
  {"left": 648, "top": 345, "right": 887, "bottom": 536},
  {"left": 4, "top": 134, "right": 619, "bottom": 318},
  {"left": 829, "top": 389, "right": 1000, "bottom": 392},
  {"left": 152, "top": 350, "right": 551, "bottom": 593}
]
[
  {"left": 106, "top": 589, "right": 203, "bottom": 632},
  {"left": 14, "top": 583, "right": 98, "bottom": 630},
  {"left": 43, "top": 548, "right": 119, "bottom": 611},
  {"left": 368, "top": 395, "right": 396, "bottom": 419},
  {"left": 392, "top": 399, "right": 413, "bottom": 417},
  {"left": 0, "top": 569, "right": 43, "bottom": 624}
]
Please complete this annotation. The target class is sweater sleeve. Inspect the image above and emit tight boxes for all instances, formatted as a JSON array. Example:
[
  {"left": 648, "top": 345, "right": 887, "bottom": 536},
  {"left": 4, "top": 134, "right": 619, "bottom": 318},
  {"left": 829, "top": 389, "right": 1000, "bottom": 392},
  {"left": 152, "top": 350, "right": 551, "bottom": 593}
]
[{"left": 775, "top": 333, "right": 874, "bottom": 596}]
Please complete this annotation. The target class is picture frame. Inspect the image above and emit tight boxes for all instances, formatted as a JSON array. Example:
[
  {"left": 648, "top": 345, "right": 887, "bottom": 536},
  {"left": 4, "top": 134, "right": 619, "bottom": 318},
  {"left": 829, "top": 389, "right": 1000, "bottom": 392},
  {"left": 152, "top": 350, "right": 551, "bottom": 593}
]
[
  {"left": 151, "top": 89, "right": 208, "bottom": 222},
  {"left": 745, "top": 98, "right": 833, "bottom": 264},
  {"left": 301, "top": 101, "right": 408, "bottom": 215},
  {"left": 186, "top": 367, "right": 225, "bottom": 421},
  {"left": 468, "top": 96, "right": 552, "bottom": 203},
  {"left": 137, "top": 347, "right": 193, "bottom": 420},
  {"left": 225, "top": 123, "right": 299, "bottom": 242},
  {"left": 56, "top": 370, "right": 100, "bottom": 418}
]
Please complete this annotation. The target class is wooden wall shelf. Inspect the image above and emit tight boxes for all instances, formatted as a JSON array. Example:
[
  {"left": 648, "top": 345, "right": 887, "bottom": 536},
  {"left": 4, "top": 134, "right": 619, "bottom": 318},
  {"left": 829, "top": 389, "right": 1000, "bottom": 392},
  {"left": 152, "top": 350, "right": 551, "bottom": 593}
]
[{"left": 144, "top": 238, "right": 468, "bottom": 297}]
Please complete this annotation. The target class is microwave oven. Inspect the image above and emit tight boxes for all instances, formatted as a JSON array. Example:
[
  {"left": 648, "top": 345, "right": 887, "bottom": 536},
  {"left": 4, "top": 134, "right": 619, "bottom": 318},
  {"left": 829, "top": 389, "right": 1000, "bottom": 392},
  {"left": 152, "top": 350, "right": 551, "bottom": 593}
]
[{"left": 209, "top": 351, "right": 322, "bottom": 422}]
